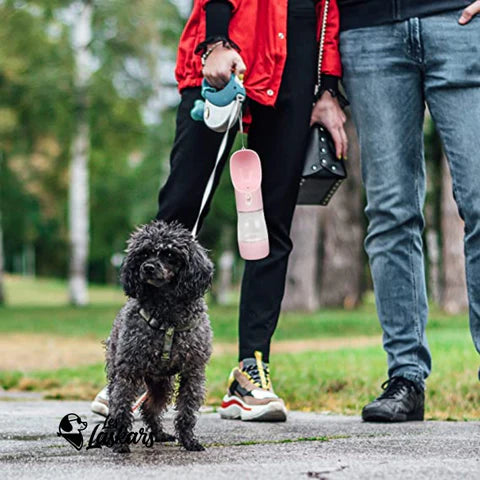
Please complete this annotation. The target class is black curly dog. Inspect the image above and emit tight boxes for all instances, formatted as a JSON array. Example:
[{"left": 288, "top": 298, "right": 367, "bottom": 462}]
[{"left": 106, "top": 220, "right": 213, "bottom": 453}]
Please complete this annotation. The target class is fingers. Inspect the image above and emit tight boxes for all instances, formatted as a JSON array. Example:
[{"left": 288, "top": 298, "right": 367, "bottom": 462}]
[
  {"left": 459, "top": 1, "right": 480, "bottom": 24},
  {"left": 203, "top": 68, "right": 230, "bottom": 89},
  {"left": 339, "top": 126, "right": 348, "bottom": 159},
  {"left": 234, "top": 57, "right": 247, "bottom": 77},
  {"left": 203, "top": 50, "right": 246, "bottom": 88},
  {"left": 330, "top": 127, "right": 343, "bottom": 160}
]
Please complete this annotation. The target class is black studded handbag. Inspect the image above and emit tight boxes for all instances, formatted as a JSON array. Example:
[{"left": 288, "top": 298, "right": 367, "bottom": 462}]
[
  {"left": 297, "top": 0, "right": 347, "bottom": 206},
  {"left": 297, "top": 124, "right": 347, "bottom": 205}
]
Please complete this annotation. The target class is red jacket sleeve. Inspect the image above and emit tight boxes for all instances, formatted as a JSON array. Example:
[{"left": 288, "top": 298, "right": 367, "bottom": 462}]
[{"left": 315, "top": 0, "right": 342, "bottom": 77}]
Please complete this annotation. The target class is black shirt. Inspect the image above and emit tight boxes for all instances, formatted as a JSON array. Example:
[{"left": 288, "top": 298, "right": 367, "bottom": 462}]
[{"left": 338, "top": 0, "right": 469, "bottom": 31}]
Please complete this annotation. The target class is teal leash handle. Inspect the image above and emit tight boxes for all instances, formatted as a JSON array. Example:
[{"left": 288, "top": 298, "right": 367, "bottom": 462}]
[{"left": 190, "top": 74, "right": 246, "bottom": 122}]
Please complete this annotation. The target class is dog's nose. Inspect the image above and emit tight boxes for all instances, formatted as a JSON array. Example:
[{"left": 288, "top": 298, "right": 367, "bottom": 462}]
[{"left": 143, "top": 263, "right": 156, "bottom": 273}]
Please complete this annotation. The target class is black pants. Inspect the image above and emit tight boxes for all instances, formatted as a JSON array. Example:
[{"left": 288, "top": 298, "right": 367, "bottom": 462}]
[{"left": 156, "top": 11, "right": 317, "bottom": 362}]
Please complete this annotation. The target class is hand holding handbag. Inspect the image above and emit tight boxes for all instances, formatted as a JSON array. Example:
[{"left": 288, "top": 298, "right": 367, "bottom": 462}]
[{"left": 297, "top": 0, "right": 347, "bottom": 206}]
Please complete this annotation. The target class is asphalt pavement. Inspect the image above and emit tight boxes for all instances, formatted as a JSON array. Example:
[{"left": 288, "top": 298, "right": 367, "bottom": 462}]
[{"left": 0, "top": 393, "right": 479, "bottom": 480}]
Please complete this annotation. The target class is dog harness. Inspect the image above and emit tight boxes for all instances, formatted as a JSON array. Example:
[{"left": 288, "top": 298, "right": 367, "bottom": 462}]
[{"left": 139, "top": 308, "right": 199, "bottom": 369}]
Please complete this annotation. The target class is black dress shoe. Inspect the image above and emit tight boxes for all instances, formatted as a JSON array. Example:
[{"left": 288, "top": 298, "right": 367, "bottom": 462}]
[{"left": 362, "top": 376, "right": 424, "bottom": 422}]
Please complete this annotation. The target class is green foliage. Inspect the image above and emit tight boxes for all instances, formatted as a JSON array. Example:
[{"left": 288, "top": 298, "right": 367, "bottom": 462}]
[{"left": 0, "top": 0, "right": 185, "bottom": 282}]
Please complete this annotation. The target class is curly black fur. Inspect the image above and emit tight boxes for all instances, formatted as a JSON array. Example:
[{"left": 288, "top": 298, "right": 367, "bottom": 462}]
[{"left": 106, "top": 220, "right": 214, "bottom": 453}]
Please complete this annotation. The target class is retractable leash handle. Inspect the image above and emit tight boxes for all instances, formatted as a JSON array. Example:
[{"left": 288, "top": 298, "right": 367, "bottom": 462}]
[{"left": 190, "top": 75, "right": 246, "bottom": 132}]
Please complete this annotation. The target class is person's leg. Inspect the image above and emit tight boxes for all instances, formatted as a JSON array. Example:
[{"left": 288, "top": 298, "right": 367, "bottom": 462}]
[
  {"left": 421, "top": 9, "right": 480, "bottom": 356},
  {"left": 218, "top": 6, "right": 317, "bottom": 423},
  {"left": 156, "top": 87, "right": 238, "bottom": 230},
  {"left": 341, "top": 21, "right": 431, "bottom": 388},
  {"left": 238, "top": 9, "right": 317, "bottom": 363}
]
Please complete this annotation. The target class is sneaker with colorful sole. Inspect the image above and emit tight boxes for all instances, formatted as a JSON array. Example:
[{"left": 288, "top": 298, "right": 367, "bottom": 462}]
[{"left": 218, "top": 352, "right": 287, "bottom": 422}]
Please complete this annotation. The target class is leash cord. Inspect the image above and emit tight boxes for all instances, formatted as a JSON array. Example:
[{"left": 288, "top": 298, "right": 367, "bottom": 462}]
[{"left": 191, "top": 98, "right": 242, "bottom": 237}]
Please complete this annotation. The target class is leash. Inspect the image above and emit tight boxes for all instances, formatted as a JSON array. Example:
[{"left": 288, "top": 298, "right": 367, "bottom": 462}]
[
  {"left": 125, "top": 78, "right": 245, "bottom": 413},
  {"left": 191, "top": 98, "right": 243, "bottom": 237}
]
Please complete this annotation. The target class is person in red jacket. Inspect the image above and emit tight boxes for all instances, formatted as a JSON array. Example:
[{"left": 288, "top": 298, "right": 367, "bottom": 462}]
[{"left": 91, "top": 0, "right": 347, "bottom": 423}]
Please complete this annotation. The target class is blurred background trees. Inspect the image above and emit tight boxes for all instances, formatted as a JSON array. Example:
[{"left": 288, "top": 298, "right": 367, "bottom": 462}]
[{"left": 0, "top": 0, "right": 468, "bottom": 314}]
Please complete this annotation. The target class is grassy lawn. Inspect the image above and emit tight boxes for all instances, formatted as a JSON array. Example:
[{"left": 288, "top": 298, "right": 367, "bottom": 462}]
[{"left": 0, "top": 275, "right": 478, "bottom": 420}]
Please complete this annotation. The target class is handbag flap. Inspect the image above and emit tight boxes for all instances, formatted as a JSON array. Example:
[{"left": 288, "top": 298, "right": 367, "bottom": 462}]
[{"left": 303, "top": 124, "right": 346, "bottom": 178}]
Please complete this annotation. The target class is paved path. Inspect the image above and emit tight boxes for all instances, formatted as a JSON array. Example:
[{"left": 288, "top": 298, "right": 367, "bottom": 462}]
[{"left": 0, "top": 396, "right": 479, "bottom": 479}]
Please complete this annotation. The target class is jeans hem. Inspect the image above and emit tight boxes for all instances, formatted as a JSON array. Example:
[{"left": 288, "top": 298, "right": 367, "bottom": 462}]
[{"left": 391, "top": 369, "right": 426, "bottom": 390}]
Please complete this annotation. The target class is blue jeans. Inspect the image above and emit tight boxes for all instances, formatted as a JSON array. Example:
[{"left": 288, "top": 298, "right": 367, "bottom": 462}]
[{"left": 340, "top": 8, "right": 480, "bottom": 387}]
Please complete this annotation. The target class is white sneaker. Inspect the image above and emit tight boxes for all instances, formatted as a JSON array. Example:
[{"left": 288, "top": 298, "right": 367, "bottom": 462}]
[{"left": 91, "top": 386, "right": 147, "bottom": 420}]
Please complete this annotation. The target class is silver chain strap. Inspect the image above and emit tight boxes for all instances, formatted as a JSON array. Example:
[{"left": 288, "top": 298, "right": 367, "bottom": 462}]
[{"left": 314, "top": 0, "right": 330, "bottom": 97}]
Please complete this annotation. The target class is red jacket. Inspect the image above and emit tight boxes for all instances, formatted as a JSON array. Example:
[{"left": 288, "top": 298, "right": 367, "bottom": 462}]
[{"left": 175, "top": 0, "right": 342, "bottom": 106}]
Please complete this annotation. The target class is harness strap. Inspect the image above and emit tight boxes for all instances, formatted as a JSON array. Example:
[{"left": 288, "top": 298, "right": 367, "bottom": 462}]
[
  {"left": 161, "top": 326, "right": 175, "bottom": 368},
  {"left": 139, "top": 308, "right": 199, "bottom": 368}
]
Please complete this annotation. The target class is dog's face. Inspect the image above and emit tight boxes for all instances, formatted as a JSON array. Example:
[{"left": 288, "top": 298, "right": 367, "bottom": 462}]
[
  {"left": 120, "top": 221, "right": 214, "bottom": 301},
  {"left": 139, "top": 244, "right": 183, "bottom": 288}
]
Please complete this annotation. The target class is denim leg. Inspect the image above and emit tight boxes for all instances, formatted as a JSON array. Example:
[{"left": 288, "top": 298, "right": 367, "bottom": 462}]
[
  {"left": 340, "top": 23, "right": 431, "bottom": 386},
  {"left": 422, "top": 9, "right": 480, "bottom": 354}
]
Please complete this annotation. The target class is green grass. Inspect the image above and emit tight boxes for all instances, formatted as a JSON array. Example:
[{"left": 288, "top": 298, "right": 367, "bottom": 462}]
[
  {"left": 0, "top": 275, "right": 471, "bottom": 342},
  {"left": 3, "top": 274, "right": 125, "bottom": 307},
  {"left": 2, "top": 330, "right": 477, "bottom": 419},
  {"left": 0, "top": 275, "right": 478, "bottom": 420}
]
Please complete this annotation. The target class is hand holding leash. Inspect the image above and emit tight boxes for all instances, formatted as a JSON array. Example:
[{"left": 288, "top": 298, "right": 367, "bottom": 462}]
[{"left": 202, "top": 43, "right": 246, "bottom": 89}]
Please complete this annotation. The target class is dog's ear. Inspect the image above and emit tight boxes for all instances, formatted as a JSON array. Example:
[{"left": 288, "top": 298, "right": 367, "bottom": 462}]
[
  {"left": 120, "top": 249, "right": 138, "bottom": 298},
  {"left": 176, "top": 241, "right": 214, "bottom": 300}
]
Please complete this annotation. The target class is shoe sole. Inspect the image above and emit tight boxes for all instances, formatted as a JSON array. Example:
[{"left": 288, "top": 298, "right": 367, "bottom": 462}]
[
  {"left": 91, "top": 391, "right": 148, "bottom": 420},
  {"left": 362, "top": 407, "right": 424, "bottom": 423},
  {"left": 218, "top": 396, "right": 287, "bottom": 422},
  {"left": 91, "top": 400, "right": 109, "bottom": 418}
]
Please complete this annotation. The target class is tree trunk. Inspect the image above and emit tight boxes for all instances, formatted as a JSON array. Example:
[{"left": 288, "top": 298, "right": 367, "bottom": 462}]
[
  {"left": 424, "top": 122, "right": 442, "bottom": 305},
  {"left": 440, "top": 152, "right": 468, "bottom": 313},
  {"left": 69, "top": 0, "right": 93, "bottom": 306},
  {"left": 0, "top": 152, "right": 5, "bottom": 305},
  {"left": 217, "top": 250, "right": 234, "bottom": 305},
  {"left": 283, "top": 112, "right": 366, "bottom": 311},
  {"left": 283, "top": 206, "right": 322, "bottom": 312},
  {"left": 0, "top": 210, "right": 5, "bottom": 306},
  {"left": 425, "top": 201, "right": 441, "bottom": 305},
  {"left": 318, "top": 112, "right": 365, "bottom": 308}
]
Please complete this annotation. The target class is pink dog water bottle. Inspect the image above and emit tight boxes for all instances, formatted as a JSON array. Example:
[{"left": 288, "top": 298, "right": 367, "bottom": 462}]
[{"left": 230, "top": 149, "right": 269, "bottom": 260}]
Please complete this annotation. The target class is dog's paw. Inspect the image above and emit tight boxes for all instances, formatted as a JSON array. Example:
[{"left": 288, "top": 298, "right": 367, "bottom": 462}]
[
  {"left": 112, "top": 443, "right": 131, "bottom": 454},
  {"left": 183, "top": 440, "right": 205, "bottom": 452},
  {"left": 155, "top": 432, "right": 176, "bottom": 443}
]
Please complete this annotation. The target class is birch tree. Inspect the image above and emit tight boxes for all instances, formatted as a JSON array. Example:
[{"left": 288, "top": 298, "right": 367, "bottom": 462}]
[
  {"left": 0, "top": 154, "right": 5, "bottom": 305},
  {"left": 283, "top": 206, "right": 322, "bottom": 312},
  {"left": 69, "top": 0, "right": 93, "bottom": 306},
  {"left": 0, "top": 217, "right": 4, "bottom": 305}
]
